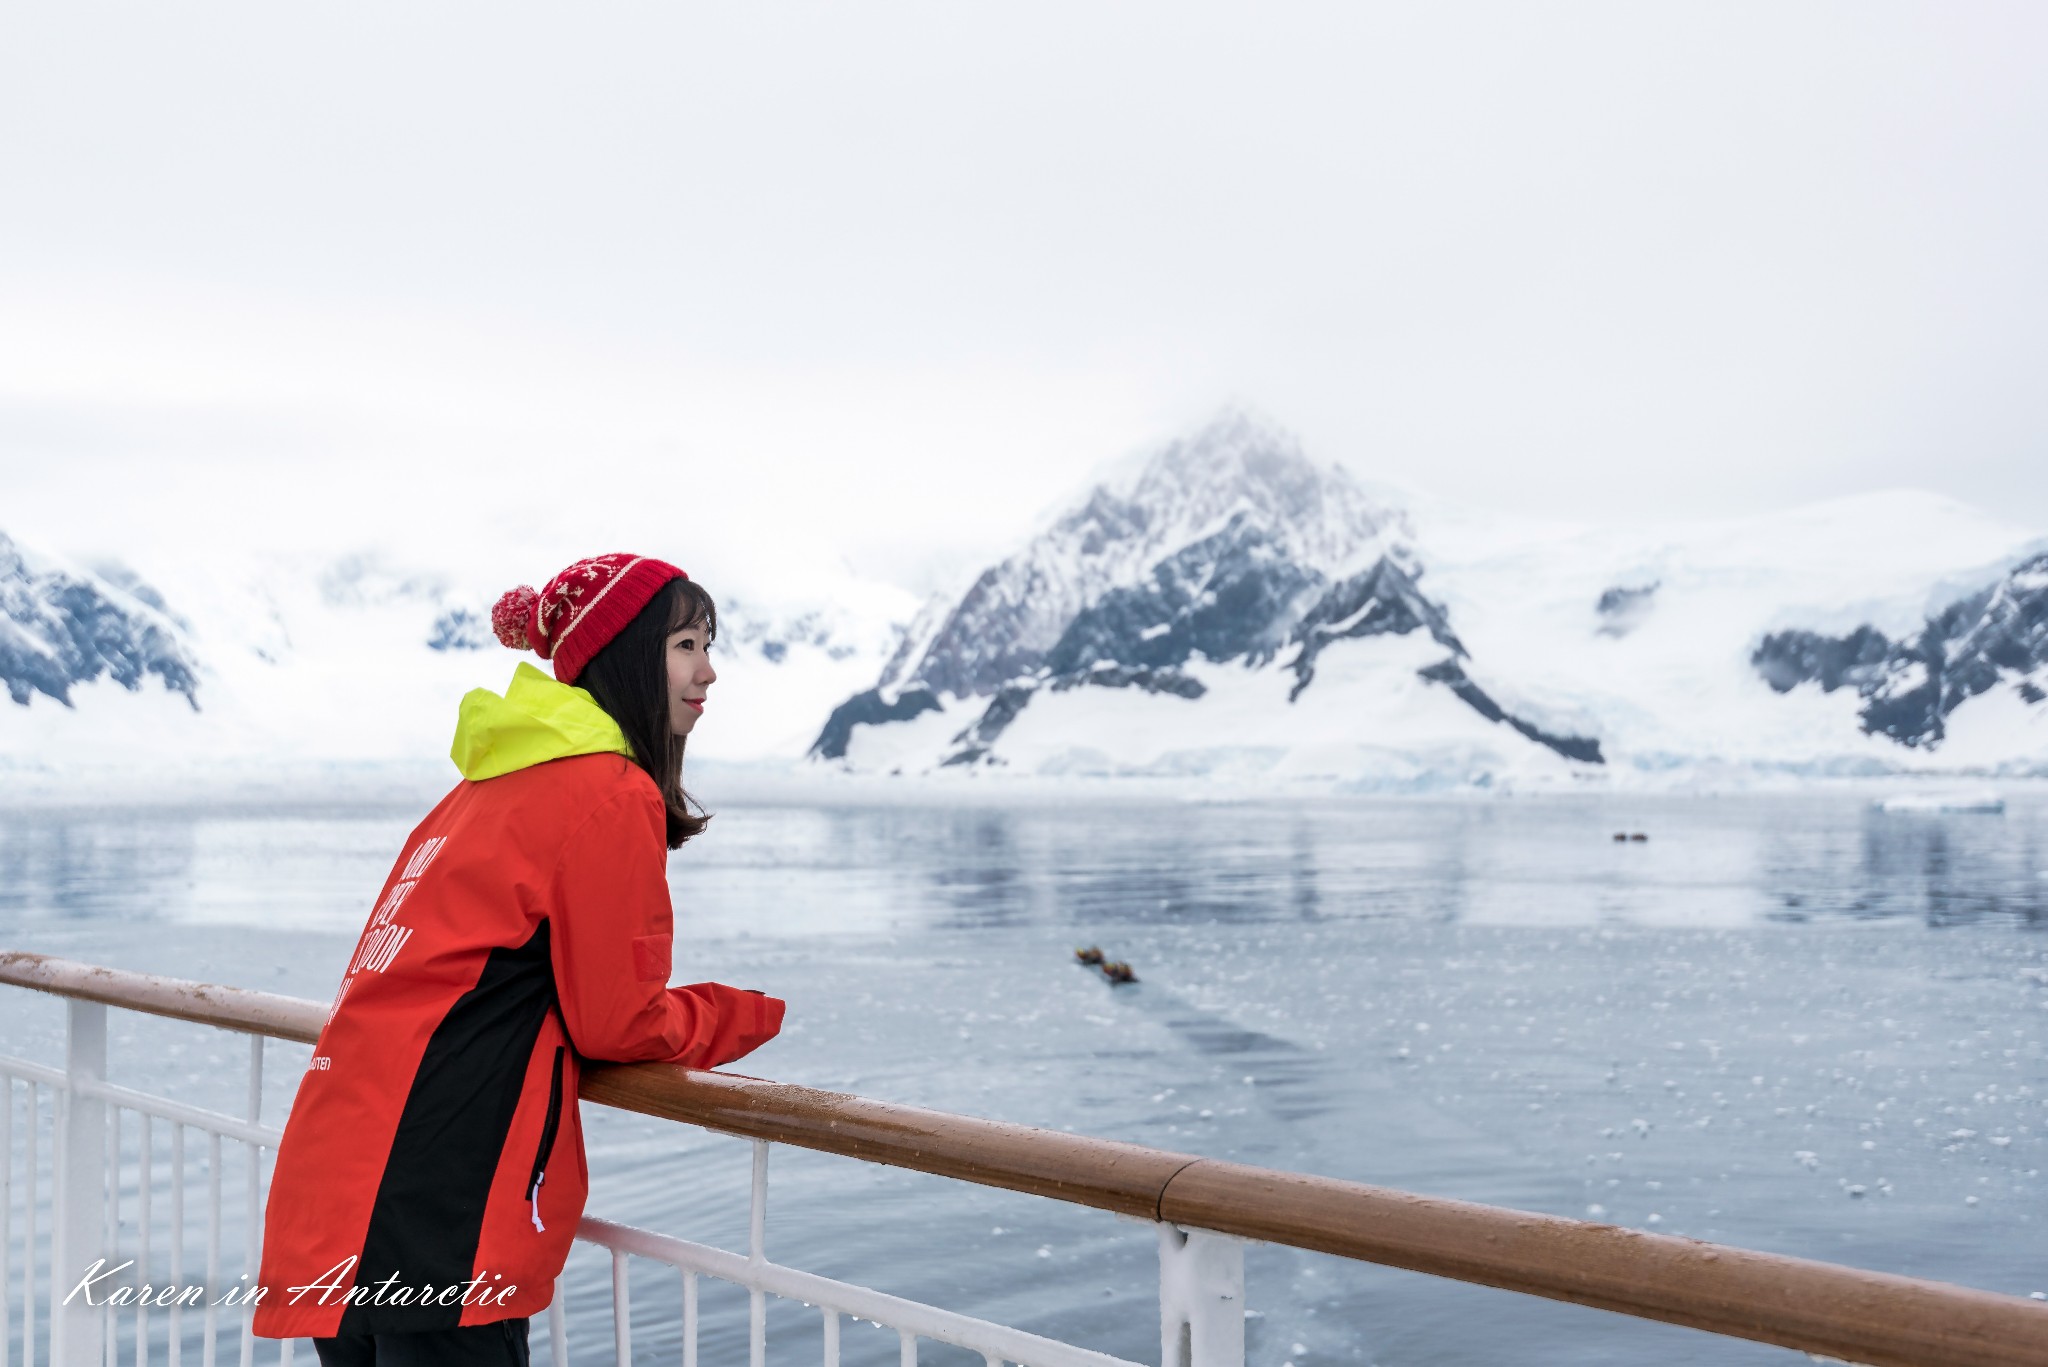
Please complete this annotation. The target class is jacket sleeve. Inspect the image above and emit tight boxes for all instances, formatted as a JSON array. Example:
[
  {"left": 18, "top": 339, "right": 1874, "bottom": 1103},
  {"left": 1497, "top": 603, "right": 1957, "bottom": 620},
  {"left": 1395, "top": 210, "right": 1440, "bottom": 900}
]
[{"left": 550, "top": 786, "right": 787, "bottom": 1068}]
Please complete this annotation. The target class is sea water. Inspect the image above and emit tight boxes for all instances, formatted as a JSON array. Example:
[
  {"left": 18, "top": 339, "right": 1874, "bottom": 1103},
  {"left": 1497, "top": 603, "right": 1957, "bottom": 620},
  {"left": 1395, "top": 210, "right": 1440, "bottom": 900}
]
[{"left": 2, "top": 789, "right": 2044, "bottom": 1366}]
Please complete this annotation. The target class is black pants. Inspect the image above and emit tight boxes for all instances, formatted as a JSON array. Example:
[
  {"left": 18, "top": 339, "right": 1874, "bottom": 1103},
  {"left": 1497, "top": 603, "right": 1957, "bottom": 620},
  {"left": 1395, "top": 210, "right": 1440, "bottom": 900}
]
[{"left": 312, "top": 1317, "right": 530, "bottom": 1366}]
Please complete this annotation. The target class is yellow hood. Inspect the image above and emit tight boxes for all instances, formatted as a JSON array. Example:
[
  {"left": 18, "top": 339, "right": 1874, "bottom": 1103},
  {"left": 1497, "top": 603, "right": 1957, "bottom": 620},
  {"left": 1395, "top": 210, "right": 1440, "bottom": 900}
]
[{"left": 450, "top": 661, "right": 635, "bottom": 781}]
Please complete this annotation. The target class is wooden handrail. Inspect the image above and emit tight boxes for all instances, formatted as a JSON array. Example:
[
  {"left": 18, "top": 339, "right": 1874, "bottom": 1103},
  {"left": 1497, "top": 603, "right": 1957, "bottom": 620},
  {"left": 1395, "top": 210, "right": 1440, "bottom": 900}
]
[
  {"left": 5, "top": 951, "right": 2046, "bottom": 1367},
  {"left": 0, "top": 951, "right": 327, "bottom": 1043}
]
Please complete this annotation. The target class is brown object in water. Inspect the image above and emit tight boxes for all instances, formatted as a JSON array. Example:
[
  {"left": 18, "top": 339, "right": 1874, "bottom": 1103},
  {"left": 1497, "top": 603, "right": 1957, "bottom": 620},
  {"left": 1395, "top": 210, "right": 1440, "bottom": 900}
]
[
  {"left": 1612, "top": 832, "right": 1628, "bottom": 842},
  {"left": 1630, "top": 832, "right": 1649, "bottom": 842},
  {"left": 1074, "top": 945, "right": 1104, "bottom": 965},
  {"left": 1102, "top": 961, "right": 1137, "bottom": 984}
]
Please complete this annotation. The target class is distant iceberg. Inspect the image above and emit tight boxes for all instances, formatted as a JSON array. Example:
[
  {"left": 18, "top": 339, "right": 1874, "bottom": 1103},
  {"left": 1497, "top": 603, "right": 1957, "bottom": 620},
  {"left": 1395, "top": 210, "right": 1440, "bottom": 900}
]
[{"left": 1873, "top": 790, "right": 2006, "bottom": 814}]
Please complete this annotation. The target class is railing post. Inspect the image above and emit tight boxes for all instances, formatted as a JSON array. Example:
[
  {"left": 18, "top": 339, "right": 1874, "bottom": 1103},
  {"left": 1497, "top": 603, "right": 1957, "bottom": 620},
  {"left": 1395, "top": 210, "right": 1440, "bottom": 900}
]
[
  {"left": 1158, "top": 1224, "right": 1243, "bottom": 1367},
  {"left": 51, "top": 1000, "right": 107, "bottom": 1367},
  {"left": 750, "top": 1140, "right": 768, "bottom": 1367}
]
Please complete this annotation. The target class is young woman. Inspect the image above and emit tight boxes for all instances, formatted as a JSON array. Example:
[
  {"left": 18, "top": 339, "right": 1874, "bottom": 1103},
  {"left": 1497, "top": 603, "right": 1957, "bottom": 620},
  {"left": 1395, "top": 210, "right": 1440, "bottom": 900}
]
[{"left": 253, "top": 553, "right": 786, "bottom": 1366}]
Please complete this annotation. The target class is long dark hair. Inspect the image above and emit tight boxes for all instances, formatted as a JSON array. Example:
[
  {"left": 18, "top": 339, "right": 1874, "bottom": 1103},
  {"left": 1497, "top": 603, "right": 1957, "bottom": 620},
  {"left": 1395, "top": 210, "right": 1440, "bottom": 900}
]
[{"left": 577, "top": 577, "right": 718, "bottom": 849}]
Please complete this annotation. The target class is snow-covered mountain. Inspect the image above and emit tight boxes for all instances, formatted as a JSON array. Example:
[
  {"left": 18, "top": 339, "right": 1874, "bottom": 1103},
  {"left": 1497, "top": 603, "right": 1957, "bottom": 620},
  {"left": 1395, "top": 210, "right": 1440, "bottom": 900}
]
[
  {"left": 0, "top": 531, "right": 198, "bottom": 709},
  {"left": 10, "top": 407, "right": 2047, "bottom": 795},
  {"left": 811, "top": 410, "right": 2048, "bottom": 788},
  {"left": 0, "top": 535, "right": 915, "bottom": 791}
]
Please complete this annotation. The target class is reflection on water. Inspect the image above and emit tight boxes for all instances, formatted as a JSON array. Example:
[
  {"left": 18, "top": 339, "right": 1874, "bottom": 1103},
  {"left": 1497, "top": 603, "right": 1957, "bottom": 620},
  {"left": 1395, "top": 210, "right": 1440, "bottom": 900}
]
[
  {"left": 2, "top": 792, "right": 2043, "bottom": 933},
  {"left": 0, "top": 802, "right": 419, "bottom": 929},
  {"left": 696, "top": 792, "right": 2046, "bottom": 935}
]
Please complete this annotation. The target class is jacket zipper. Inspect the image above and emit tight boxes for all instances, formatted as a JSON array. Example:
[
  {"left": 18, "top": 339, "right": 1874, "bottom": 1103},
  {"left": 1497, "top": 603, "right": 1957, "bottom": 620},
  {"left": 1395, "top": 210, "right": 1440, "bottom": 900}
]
[{"left": 526, "top": 1045, "right": 566, "bottom": 1232}]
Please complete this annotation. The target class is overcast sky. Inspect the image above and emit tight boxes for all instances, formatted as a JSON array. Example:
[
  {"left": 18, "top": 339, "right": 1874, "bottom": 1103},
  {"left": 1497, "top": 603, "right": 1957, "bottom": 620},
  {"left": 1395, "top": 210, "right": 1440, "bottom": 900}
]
[{"left": 3, "top": 2, "right": 2044, "bottom": 602}]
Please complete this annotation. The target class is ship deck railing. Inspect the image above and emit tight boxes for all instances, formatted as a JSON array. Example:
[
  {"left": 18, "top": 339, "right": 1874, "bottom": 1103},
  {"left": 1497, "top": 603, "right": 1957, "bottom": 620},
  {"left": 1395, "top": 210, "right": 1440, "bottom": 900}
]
[{"left": 1, "top": 952, "right": 2044, "bottom": 1367}]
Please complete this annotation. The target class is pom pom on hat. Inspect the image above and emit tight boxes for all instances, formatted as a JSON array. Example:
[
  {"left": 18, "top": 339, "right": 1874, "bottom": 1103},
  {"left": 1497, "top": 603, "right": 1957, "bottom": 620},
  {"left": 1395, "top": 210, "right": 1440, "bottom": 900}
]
[{"left": 491, "top": 586, "right": 544, "bottom": 654}]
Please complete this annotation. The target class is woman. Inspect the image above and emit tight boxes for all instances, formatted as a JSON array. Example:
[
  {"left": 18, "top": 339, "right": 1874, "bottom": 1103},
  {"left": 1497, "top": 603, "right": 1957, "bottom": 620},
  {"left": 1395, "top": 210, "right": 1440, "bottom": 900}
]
[{"left": 253, "top": 553, "right": 786, "bottom": 1366}]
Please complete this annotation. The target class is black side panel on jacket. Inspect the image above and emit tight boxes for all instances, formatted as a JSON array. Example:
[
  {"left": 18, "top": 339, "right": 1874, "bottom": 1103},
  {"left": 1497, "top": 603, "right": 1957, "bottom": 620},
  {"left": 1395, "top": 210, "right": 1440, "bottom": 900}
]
[{"left": 339, "top": 922, "right": 554, "bottom": 1333}]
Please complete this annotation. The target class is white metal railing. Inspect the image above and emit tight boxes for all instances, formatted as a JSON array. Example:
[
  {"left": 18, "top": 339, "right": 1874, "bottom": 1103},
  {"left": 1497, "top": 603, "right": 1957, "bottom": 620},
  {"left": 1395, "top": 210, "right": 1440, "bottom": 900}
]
[
  {"left": 554, "top": 1141, "right": 1176, "bottom": 1367},
  {"left": 10, "top": 954, "right": 2047, "bottom": 1367},
  {"left": 558, "top": 1146, "right": 1189, "bottom": 1367},
  {"left": 1, "top": 972, "right": 1243, "bottom": 1367},
  {"left": 0, "top": 1000, "right": 284, "bottom": 1367}
]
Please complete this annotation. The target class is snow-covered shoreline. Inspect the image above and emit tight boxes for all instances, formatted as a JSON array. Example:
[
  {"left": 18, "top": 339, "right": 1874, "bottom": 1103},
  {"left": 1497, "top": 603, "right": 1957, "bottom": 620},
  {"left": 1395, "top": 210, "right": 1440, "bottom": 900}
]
[{"left": 6, "top": 751, "right": 2046, "bottom": 814}]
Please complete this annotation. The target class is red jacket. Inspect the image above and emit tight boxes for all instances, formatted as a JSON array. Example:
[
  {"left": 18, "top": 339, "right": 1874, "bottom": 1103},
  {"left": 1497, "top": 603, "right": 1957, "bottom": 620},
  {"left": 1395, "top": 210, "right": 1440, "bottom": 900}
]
[{"left": 254, "top": 666, "right": 784, "bottom": 1338}]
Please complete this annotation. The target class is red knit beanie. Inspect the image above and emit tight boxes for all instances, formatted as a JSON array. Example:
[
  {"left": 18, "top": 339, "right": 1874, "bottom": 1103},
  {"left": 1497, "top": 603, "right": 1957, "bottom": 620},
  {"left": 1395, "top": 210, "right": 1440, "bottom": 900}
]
[{"left": 490, "top": 554, "right": 688, "bottom": 686}]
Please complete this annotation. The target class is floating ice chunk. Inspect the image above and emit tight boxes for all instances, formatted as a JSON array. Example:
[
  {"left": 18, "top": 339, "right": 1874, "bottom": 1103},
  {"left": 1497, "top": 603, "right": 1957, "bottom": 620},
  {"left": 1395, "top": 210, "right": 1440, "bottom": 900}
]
[
  {"left": 1586, "top": 1204, "right": 1607, "bottom": 1217},
  {"left": 1795, "top": 1151, "right": 1820, "bottom": 1169},
  {"left": 1874, "top": 791, "right": 2005, "bottom": 814}
]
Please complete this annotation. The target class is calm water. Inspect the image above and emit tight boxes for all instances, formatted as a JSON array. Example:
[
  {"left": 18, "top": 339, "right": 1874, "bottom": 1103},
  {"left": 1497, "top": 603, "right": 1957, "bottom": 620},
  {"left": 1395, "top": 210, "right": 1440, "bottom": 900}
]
[{"left": 2, "top": 788, "right": 2046, "bottom": 1366}]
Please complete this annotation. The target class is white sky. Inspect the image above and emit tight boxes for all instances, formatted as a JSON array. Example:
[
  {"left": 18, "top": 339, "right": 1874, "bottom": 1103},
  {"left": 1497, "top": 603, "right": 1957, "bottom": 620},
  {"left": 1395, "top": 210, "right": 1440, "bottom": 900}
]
[{"left": 3, "top": 2, "right": 2045, "bottom": 603}]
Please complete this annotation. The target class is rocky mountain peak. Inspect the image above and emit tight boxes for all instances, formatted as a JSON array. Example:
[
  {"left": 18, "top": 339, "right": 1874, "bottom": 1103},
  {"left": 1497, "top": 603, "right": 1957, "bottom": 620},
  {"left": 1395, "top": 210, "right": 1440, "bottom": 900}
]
[
  {"left": 882, "top": 410, "right": 1407, "bottom": 702},
  {"left": 1087, "top": 407, "right": 1403, "bottom": 580}
]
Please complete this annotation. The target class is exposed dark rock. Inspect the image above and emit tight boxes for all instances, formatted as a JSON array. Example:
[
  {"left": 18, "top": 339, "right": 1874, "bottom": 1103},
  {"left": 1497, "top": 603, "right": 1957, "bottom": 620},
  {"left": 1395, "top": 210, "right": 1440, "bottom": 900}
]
[
  {"left": 0, "top": 532, "right": 200, "bottom": 710},
  {"left": 912, "top": 560, "right": 1064, "bottom": 701},
  {"left": 948, "top": 682, "right": 1039, "bottom": 752},
  {"left": 1045, "top": 512, "right": 1321, "bottom": 678},
  {"left": 1416, "top": 658, "right": 1604, "bottom": 763},
  {"left": 1286, "top": 557, "right": 1462, "bottom": 702},
  {"left": 808, "top": 686, "right": 943, "bottom": 761},
  {"left": 426, "top": 607, "right": 493, "bottom": 651},
  {"left": 1048, "top": 664, "right": 1206, "bottom": 700},
  {"left": 1753, "top": 553, "right": 2048, "bottom": 747},
  {"left": 1752, "top": 625, "right": 1898, "bottom": 695},
  {"left": 937, "top": 680, "right": 1040, "bottom": 766},
  {"left": 1596, "top": 582, "right": 1659, "bottom": 637}
]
